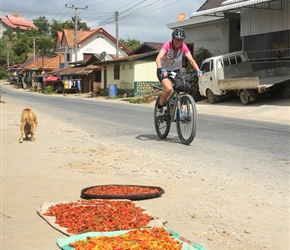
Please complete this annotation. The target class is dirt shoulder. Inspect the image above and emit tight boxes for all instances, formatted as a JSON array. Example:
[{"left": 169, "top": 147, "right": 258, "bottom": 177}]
[{"left": 1, "top": 82, "right": 289, "bottom": 250}]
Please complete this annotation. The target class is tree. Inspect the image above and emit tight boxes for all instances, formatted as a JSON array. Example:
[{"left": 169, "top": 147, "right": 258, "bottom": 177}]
[
  {"left": 13, "top": 41, "right": 28, "bottom": 63},
  {"left": 50, "top": 17, "right": 90, "bottom": 39},
  {"left": 119, "top": 38, "right": 141, "bottom": 51},
  {"left": 33, "top": 16, "right": 50, "bottom": 35},
  {"left": 37, "top": 37, "right": 55, "bottom": 57}
]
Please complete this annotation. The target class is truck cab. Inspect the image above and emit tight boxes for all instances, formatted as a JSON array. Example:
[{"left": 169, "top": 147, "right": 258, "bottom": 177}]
[{"left": 198, "top": 51, "right": 253, "bottom": 103}]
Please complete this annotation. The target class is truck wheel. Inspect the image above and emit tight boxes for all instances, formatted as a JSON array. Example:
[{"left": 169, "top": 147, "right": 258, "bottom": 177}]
[
  {"left": 206, "top": 89, "right": 217, "bottom": 103},
  {"left": 239, "top": 90, "right": 250, "bottom": 105}
]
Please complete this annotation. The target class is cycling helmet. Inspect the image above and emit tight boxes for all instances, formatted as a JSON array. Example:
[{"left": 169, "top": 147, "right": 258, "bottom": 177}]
[{"left": 172, "top": 28, "right": 186, "bottom": 40}]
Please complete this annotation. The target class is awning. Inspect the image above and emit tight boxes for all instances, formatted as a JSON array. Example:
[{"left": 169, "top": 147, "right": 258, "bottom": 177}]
[
  {"left": 190, "top": 0, "right": 272, "bottom": 17},
  {"left": 44, "top": 75, "right": 60, "bottom": 82}
]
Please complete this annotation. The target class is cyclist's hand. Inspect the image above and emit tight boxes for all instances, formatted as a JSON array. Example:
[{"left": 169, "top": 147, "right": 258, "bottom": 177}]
[
  {"left": 162, "top": 71, "right": 168, "bottom": 77},
  {"left": 197, "top": 70, "right": 203, "bottom": 78}
]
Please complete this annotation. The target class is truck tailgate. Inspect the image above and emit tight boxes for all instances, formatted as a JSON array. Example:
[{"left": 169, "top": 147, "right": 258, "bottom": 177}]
[{"left": 218, "top": 77, "right": 260, "bottom": 90}]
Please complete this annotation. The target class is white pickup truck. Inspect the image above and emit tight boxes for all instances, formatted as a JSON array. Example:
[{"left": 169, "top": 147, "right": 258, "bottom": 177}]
[{"left": 198, "top": 51, "right": 289, "bottom": 104}]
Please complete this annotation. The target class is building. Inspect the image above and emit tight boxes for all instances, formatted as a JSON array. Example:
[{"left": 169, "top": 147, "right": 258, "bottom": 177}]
[
  {"left": 54, "top": 27, "right": 130, "bottom": 68},
  {"left": 167, "top": 0, "right": 290, "bottom": 74},
  {"left": 0, "top": 14, "right": 37, "bottom": 36}
]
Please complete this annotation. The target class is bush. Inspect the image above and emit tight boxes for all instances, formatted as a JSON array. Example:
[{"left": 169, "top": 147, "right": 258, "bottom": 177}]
[
  {"left": 186, "top": 47, "right": 213, "bottom": 102},
  {"left": 42, "top": 85, "right": 54, "bottom": 94}
]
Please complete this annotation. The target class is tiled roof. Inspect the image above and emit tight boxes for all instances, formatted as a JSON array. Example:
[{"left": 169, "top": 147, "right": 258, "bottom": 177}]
[
  {"left": 61, "top": 27, "right": 131, "bottom": 54},
  {"left": 48, "top": 64, "right": 101, "bottom": 76},
  {"left": 21, "top": 55, "right": 64, "bottom": 72},
  {"left": 94, "top": 51, "right": 158, "bottom": 65},
  {"left": 0, "top": 15, "right": 37, "bottom": 30}
]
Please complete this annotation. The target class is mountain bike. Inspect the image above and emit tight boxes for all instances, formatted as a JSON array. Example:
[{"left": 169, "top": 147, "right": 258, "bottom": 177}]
[{"left": 152, "top": 72, "right": 198, "bottom": 145}]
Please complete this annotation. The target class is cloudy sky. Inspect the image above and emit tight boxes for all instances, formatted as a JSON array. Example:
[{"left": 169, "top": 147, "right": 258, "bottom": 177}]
[{"left": 0, "top": 0, "right": 204, "bottom": 42}]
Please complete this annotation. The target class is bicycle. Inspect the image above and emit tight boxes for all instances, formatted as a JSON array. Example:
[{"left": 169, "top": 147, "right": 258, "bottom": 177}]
[{"left": 152, "top": 71, "right": 198, "bottom": 145}]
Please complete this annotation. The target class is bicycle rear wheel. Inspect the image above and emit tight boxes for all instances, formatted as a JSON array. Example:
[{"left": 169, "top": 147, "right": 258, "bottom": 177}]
[
  {"left": 154, "top": 95, "right": 171, "bottom": 139},
  {"left": 176, "top": 94, "right": 197, "bottom": 145}
]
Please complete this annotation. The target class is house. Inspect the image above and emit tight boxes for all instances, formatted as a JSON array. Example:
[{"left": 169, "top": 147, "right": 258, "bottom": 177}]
[
  {"left": 54, "top": 27, "right": 130, "bottom": 68},
  {"left": 49, "top": 27, "right": 132, "bottom": 94},
  {"left": 48, "top": 54, "right": 102, "bottom": 94},
  {"left": 93, "top": 42, "right": 163, "bottom": 96},
  {"left": 19, "top": 55, "right": 64, "bottom": 89},
  {"left": 0, "top": 14, "right": 37, "bottom": 36},
  {"left": 167, "top": 0, "right": 290, "bottom": 75}
]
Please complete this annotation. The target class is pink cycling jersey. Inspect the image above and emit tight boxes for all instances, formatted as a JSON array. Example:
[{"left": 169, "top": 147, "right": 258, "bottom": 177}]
[{"left": 160, "top": 41, "right": 191, "bottom": 71}]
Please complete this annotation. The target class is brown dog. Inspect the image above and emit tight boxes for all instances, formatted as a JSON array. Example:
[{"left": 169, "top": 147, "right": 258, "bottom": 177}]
[{"left": 19, "top": 108, "right": 38, "bottom": 143}]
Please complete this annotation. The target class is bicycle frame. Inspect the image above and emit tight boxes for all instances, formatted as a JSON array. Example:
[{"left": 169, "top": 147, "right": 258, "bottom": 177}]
[
  {"left": 153, "top": 71, "right": 198, "bottom": 145},
  {"left": 167, "top": 90, "right": 181, "bottom": 123}
]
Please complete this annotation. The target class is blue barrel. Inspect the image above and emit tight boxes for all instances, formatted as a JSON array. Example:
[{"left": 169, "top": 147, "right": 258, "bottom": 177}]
[
  {"left": 108, "top": 84, "right": 118, "bottom": 98},
  {"left": 114, "top": 84, "right": 118, "bottom": 96}
]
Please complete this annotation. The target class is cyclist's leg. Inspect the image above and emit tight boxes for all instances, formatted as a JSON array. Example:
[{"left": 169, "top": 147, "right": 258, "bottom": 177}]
[{"left": 159, "top": 78, "right": 173, "bottom": 106}]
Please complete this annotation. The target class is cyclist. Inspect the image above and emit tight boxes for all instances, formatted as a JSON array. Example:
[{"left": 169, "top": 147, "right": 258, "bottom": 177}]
[{"left": 155, "top": 28, "right": 203, "bottom": 116}]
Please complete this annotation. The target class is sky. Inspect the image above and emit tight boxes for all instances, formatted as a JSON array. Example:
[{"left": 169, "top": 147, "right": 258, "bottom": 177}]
[{"left": 0, "top": 0, "right": 205, "bottom": 43}]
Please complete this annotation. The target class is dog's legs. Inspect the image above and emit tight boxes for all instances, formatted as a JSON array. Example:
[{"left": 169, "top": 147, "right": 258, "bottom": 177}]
[
  {"left": 30, "top": 123, "right": 37, "bottom": 141},
  {"left": 19, "top": 122, "right": 25, "bottom": 143}
]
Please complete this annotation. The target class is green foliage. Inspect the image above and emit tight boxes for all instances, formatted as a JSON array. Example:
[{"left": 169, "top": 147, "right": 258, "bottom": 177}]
[
  {"left": 186, "top": 47, "right": 213, "bottom": 102},
  {"left": 50, "top": 17, "right": 90, "bottom": 39},
  {"left": 33, "top": 16, "right": 51, "bottom": 35},
  {"left": 119, "top": 38, "right": 141, "bottom": 51},
  {"left": 42, "top": 85, "right": 54, "bottom": 94},
  {"left": 128, "top": 97, "right": 141, "bottom": 104}
]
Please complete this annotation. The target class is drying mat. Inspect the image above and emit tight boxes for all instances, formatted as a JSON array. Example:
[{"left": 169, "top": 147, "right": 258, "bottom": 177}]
[
  {"left": 57, "top": 227, "right": 207, "bottom": 250},
  {"left": 80, "top": 184, "right": 165, "bottom": 200},
  {"left": 37, "top": 200, "right": 166, "bottom": 236}
]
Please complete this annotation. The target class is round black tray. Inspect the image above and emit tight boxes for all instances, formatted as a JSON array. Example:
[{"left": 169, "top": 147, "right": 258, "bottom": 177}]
[{"left": 81, "top": 184, "right": 165, "bottom": 201}]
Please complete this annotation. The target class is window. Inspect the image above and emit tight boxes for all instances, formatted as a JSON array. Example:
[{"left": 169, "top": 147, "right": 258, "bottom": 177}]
[
  {"left": 66, "top": 53, "right": 70, "bottom": 62},
  {"left": 201, "top": 60, "right": 213, "bottom": 73},
  {"left": 223, "top": 55, "right": 242, "bottom": 67},
  {"left": 114, "top": 64, "right": 120, "bottom": 80}
]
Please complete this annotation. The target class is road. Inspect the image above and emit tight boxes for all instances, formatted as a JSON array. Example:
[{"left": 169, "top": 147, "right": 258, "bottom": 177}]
[{"left": 1, "top": 84, "right": 289, "bottom": 249}]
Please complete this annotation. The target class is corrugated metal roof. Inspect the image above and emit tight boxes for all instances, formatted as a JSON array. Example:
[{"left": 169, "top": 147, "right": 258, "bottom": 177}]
[
  {"left": 222, "top": 0, "right": 246, "bottom": 6},
  {"left": 191, "top": 0, "right": 272, "bottom": 17}
]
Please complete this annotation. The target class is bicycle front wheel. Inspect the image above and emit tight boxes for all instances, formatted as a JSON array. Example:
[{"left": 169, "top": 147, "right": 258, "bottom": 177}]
[
  {"left": 176, "top": 94, "right": 197, "bottom": 145},
  {"left": 154, "top": 95, "right": 171, "bottom": 139}
]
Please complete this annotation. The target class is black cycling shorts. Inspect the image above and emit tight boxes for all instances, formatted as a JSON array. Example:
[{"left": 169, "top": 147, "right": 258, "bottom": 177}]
[{"left": 156, "top": 69, "right": 180, "bottom": 83}]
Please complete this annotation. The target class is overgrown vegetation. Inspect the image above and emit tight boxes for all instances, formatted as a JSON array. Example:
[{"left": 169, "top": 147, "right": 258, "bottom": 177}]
[{"left": 42, "top": 85, "right": 54, "bottom": 94}]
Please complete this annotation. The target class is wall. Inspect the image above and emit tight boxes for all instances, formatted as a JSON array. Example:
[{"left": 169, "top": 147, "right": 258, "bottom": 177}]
[
  {"left": 101, "top": 60, "right": 158, "bottom": 93},
  {"left": 184, "top": 19, "right": 230, "bottom": 56},
  {"left": 77, "top": 35, "right": 127, "bottom": 61},
  {"left": 241, "top": 0, "right": 290, "bottom": 36},
  {"left": 134, "top": 61, "right": 158, "bottom": 81},
  {"left": 0, "top": 21, "right": 6, "bottom": 37}
]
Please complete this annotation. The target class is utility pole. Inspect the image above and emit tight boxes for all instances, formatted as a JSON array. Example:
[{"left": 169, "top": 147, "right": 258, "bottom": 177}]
[
  {"left": 28, "top": 37, "right": 40, "bottom": 61},
  {"left": 115, "top": 11, "right": 119, "bottom": 58},
  {"left": 65, "top": 4, "right": 88, "bottom": 62},
  {"left": 5, "top": 36, "right": 9, "bottom": 67}
]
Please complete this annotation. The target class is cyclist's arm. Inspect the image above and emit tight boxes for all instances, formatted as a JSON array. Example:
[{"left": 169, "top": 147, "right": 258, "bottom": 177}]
[
  {"left": 185, "top": 53, "right": 202, "bottom": 77},
  {"left": 156, "top": 49, "right": 166, "bottom": 69}
]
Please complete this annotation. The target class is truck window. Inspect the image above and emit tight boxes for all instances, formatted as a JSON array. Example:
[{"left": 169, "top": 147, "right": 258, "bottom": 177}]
[
  {"left": 223, "top": 58, "right": 230, "bottom": 67},
  {"left": 229, "top": 56, "right": 236, "bottom": 65},
  {"left": 223, "top": 55, "right": 242, "bottom": 67},
  {"left": 201, "top": 60, "right": 213, "bottom": 73},
  {"left": 236, "top": 55, "right": 242, "bottom": 63}
]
